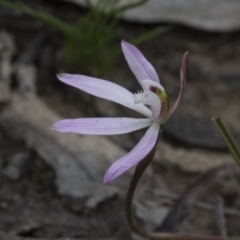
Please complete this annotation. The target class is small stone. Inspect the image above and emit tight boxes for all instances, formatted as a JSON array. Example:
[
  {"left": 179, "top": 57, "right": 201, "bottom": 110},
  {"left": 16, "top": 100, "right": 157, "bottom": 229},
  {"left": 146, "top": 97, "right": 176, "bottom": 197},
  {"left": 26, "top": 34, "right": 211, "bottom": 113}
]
[
  {"left": 1, "top": 152, "right": 31, "bottom": 180},
  {"left": 164, "top": 113, "right": 240, "bottom": 150}
]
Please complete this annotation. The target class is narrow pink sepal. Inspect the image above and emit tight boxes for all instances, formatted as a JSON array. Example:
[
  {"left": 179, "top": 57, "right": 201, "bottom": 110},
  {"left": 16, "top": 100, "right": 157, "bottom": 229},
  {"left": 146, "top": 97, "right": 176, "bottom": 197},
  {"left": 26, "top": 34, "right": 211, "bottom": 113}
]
[
  {"left": 52, "top": 118, "right": 152, "bottom": 135},
  {"left": 103, "top": 122, "right": 160, "bottom": 184},
  {"left": 164, "top": 51, "right": 189, "bottom": 122},
  {"left": 121, "top": 40, "right": 160, "bottom": 86},
  {"left": 57, "top": 73, "right": 151, "bottom": 118}
]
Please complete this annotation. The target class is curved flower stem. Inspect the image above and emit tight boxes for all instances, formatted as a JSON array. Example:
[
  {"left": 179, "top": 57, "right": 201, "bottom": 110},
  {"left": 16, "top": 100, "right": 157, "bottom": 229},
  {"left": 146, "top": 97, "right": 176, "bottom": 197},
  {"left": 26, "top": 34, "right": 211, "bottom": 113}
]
[{"left": 125, "top": 126, "right": 238, "bottom": 240}]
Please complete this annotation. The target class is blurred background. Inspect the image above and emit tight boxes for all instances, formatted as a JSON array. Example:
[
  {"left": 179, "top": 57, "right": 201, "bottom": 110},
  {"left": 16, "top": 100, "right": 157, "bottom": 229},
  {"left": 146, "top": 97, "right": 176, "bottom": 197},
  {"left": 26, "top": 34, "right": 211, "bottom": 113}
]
[{"left": 0, "top": 0, "right": 240, "bottom": 239}]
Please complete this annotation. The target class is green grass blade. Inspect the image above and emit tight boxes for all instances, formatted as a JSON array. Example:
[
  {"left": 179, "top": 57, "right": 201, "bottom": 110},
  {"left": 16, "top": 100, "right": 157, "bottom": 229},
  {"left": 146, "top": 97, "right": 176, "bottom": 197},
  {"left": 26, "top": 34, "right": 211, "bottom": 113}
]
[
  {"left": 103, "top": 25, "right": 174, "bottom": 65},
  {"left": 212, "top": 117, "right": 240, "bottom": 167},
  {"left": 132, "top": 25, "right": 174, "bottom": 46},
  {"left": 0, "top": 0, "right": 73, "bottom": 36}
]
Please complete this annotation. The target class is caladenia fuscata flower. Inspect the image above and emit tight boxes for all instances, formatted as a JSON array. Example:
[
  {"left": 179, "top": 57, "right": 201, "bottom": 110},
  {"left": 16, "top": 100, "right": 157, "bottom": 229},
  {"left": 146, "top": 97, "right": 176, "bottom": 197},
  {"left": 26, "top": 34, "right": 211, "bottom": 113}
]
[{"left": 52, "top": 40, "right": 189, "bottom": 184}]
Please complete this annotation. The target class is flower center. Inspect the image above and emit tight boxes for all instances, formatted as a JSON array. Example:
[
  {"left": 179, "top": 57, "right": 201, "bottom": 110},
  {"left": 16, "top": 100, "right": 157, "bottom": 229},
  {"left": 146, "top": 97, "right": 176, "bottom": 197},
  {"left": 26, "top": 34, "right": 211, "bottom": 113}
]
[{"left": 134, "top": 83, "right": 169, "bottom": 120}]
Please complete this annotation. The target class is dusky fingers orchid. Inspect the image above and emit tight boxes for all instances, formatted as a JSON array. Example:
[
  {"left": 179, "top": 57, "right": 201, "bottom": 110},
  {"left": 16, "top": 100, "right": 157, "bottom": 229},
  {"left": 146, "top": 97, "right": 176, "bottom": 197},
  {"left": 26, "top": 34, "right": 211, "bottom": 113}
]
[{"left": 52, "top": 40, "right": 189, "bottom": 184}]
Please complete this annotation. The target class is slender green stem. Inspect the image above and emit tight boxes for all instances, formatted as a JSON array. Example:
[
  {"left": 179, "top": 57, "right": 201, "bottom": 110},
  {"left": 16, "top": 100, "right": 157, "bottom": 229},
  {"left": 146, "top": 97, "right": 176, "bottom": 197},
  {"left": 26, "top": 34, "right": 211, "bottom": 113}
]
[
  {"left": 125, "top": 143, "right": 157, "bottom": 238},
  {"left": 125, "top": 126, "right": 238, "bottom": 240},
  {"left": 212, "top": 117, "right": 240, "bottom": 167}
]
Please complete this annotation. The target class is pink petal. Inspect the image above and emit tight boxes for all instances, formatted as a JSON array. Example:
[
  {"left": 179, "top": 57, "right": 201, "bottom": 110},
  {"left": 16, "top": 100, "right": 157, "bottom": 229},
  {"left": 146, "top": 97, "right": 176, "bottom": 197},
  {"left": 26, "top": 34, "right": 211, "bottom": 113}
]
[
  {"left": 52, "top": 118, "right": 152, "bottom": 135},
  {"left": 103, "top": 122, "right": 160, "bottom": 184},
  {"left": 57, "top": 73, "right": 151, "bottom": 118},
  {"left": 163, "top": 51, "right": 189, "bottom": 122},
  {"left": 121, "top": 40, "right": 160, "bottom": 87}
]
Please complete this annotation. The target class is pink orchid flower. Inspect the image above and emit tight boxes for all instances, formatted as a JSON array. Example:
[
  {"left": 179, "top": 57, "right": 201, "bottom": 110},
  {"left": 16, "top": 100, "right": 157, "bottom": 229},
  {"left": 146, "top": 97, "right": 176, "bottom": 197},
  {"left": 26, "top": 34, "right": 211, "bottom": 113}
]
[{"left": 53, "top": 40, "right": 188, "bottom": 184}]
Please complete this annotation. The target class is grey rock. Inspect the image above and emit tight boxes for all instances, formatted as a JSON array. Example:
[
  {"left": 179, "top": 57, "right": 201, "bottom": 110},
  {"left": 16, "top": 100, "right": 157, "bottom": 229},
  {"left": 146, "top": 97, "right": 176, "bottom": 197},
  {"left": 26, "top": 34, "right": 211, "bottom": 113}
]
[
  {"left": 0, "top": 181, "right": 112, "bottom": 238},
  {"left": 0, "top": 231, "right": 115, "bottom": 240},
  {"left": 164, "top": 113, "right": 240, "bottom": 150},
  {"left": 154, "top": 140, "right": 234, "bottom": 173},
  {"left": 15, "top": 64, "right": 37, "bottom": 94},
  {"left": 66, "top": 0, "right": 240, "bottom": 32},
  {"left": 0, "top": 94, "right": 123, "bottom": 208},
  {"left": 1, "top": 152, "right": 31, "bottom": 180},
  {"left": 0, "top": 31, "right": 15, "bottom": 102},
  {"left": 14, "top": 33, "right": 46, "bottom": 95},
  {"left": 135, "top": 201, "right": 169, "bottom": 231}
]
